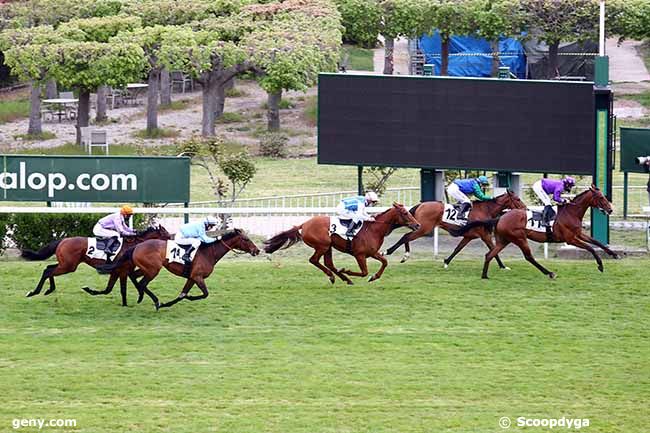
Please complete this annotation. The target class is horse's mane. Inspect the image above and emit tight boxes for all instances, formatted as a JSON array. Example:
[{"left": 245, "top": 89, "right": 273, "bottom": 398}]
[
  {"left": 199, "top": 228, "right": 243, "bottom": 250},
  {"left": 137, "top": 226, "right": 158, "bottom": 236}
]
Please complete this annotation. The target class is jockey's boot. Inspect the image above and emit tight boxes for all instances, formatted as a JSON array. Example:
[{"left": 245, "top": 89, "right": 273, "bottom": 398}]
[
  {"left": 542, "top": 205, "right": 555, "bottom": 227},
  {"left": 458, "top": 202, "right": 471, "bottom": 220},
  {"left": 181, "top": 246, "right": 195, "bottom": 263},
  {"left": 345, "top": 221, "right": 357, "bottom": 238}
]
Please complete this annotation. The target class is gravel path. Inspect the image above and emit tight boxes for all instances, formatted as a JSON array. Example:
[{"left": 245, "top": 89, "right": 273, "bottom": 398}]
[{"left": 607, "top": 38, "right": 650, "bottom": 83}]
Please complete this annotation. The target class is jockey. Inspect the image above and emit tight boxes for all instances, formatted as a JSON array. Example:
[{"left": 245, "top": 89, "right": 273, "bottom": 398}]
[
  {"left": 92, "top": 205, "right": 137, "bottom": 261},
  {"left": 175, "top": 215, "right": 219, "bottom": 262},
  {"left": 446, "top": 175, "right": 492, "bottom": 220},
  {"left": 336, "top": 191, "right": 379, "bottom": 237},
  {"left": 532, "top": 176, "right": 576, "bottom": 227}
]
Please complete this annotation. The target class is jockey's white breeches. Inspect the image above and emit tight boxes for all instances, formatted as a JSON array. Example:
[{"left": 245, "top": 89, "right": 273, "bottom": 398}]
[
  {"left": 93, "top": 224, "right": 119, "bottom": 239},
  {"left": 532, "top": 180, "right": 552, "bottom": 206},
  {"left": 447, "top": 183, "right": 471, "bottom": 204},
  {"left": 174, "top": 232, "right": 201, "bottom": 249}
]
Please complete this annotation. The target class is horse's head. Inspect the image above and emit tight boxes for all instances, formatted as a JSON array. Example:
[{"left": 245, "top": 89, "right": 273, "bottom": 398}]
[
  {"left": 588, "top": 184, "right": 613, "bottom": 215},
  {"left": 138, "top": 224, "right": 172, "bottom": 240},
  {"left": 390, "top": 202, "right": 420, "bottom": 231},
  {"left": 502, "top": 189, "right": 526, "bottom": 210},
  {"left": 224, "top": 228, "right": 260, "bottom": 256}
]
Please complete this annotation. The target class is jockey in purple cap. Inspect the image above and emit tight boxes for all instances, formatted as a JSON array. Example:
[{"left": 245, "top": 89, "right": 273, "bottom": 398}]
[{"left": 532, "top": 176, "right": 576, "bottom": 227}]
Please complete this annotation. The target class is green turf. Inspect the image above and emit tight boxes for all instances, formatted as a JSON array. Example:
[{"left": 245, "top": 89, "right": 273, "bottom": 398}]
[
  {"left": 0, "top": 256, "right": 647, "bottom": 433},
  {"left": 341, "top": 45, "right": 374, "bottom": 71},
  {"left": 0, "top": 98, "right": 30, "bottom": 124}
]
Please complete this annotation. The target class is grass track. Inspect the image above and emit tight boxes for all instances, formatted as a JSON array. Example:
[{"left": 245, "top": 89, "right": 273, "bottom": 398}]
[{"left": 0, "top": 257, "right": 648, "bottom": 432}]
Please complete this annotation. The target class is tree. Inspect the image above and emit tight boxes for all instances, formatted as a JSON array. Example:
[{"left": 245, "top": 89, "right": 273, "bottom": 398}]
[
  {"left": 470, "top": 0, "right": 525, "bottom": 76},
  {"left": 113, "top": 25, "right": 187, "bottom": 133},
  {"left": 50, "top": 42, "right": 146, "bottom": 144},
  {"left": 607, "top": 0, "right": 650, "bottom": 41},
  {"left": 333, "top": 0, "right": 381, "bottom": 48},
  {"left": 0, "top": 0, "right": 124, "bottom": 29},
  {"left": 0, "top": 26, "right": 63, "bottom": 136},
  {"left": 521, "top": 0, "right": 599, "bottom": 79},
  {"left": 243, "top": 0, "right": 341, "bottom": 130},
  {"left": 179, "top": 136, "right": 256, "bottom": 230},
  {"left": 427, "top": 0, "right": 476, "bottom": 76}
]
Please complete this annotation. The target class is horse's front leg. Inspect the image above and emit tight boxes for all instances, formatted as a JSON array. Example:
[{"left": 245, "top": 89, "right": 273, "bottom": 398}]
[
  {"left": 119, "top": 274, "right": 128, "bottom": 307},
  {"left": 368, "top": 252, "right": 388, "bottom": 282},
  {"left": 158, "top": 279, "right": 196, "bottom": 309},
  {"left": 578, "top": 232, "right": 620, "bottom": 259},
  {"left": 339, "top": 254, "right": 369, "bottom": 278}
]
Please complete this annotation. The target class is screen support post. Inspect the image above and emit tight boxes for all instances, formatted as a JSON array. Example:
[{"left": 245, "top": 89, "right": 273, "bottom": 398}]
[{"left": 592, "top": 55, "right": 612, "bottom": 244}]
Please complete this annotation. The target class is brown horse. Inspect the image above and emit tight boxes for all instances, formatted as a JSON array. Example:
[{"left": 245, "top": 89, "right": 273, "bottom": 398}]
[
  {"left": 97, "top": 229, "right": 260, "bottom": 310},
  {"left": 264, "top": 202, "right": 420, "bottom": 284},
  {"left": 21, "top": 225, "right": 171, "bottom": 305},
  {"left": 384, "top": 191, "right": 526, "bottom": 268},
  {"left": 457, "top": 186, "right": 617, "bottom": 279}
]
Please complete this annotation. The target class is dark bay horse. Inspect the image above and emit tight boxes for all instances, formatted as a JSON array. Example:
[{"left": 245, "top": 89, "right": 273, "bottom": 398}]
[
  {"left": 384, "top": 191, "right": 526, "bottom": 268},
  {"left": 457, "top": 186, "right": 617, "bottom": 279},
  {"left": 264, "top": 203, "right": 420, "bottom": 284},
  {"left": 98, "top": 229, "right": 260, "bottom": 310},
  {"left": 21, "top": 226, "right": 171, "bottom": 305}
]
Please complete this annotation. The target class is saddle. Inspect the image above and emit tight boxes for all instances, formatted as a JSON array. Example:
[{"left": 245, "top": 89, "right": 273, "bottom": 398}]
[
  {"left": 96, "top": 237, "right": 121, "bottom": 254},
  {"left": 86, "top": 237, "right": 123, "bottom": 260},
  {"left": 329, "top": 217, "right": 363, "bottom": 239}
]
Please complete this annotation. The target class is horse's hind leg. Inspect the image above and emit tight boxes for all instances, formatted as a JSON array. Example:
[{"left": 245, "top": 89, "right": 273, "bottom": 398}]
[
  {"left": 323, "top": 248, "right": 353, "bottom": 285},
  {"left": 444, "top": 236, "right": 471, "bottom": 269},
  {"left": 482, "top": 240, "right": 509, "bottom": 279},
  {"left": 27, "top": 264, "right": 58, "bottom": 297},
  {"left": 513, "top": 238, "right": 555, "bottom": 278},
  {"left": 309, "top": 248, "right": 336, "bottom": 284},
  {"left": 82, "top": 273, "right": 118, "bottom": 296},
  {"left": 186, "top": 277, "right": 209, "bottom": 301},
  {"left": 480, "top": 232, "right": 509, "bottom": 270}
]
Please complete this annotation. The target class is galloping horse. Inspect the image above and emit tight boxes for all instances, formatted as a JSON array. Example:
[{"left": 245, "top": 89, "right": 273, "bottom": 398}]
[
  {"left": 98, "top": 229, "right": 260, "bottom": 310},
  {"left": 21, "top": 226, "right": 171, "bottom": 305},
  {"left": 384, "top": 191, "right": 526, "bottom": 268},
  {"left": 457, "top": 186, "right": 617, "bottom": 279},
  {"left": 264, "top": 202, "right": 420, "bottom": 284}
]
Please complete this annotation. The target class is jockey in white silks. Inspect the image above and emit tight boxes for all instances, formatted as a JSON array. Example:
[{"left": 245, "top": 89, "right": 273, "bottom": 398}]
[{"left": 336, "top": 191, "right": 379, "bottom": 237}]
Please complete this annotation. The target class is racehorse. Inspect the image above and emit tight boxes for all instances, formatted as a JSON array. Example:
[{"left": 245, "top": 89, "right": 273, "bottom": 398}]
[
  {"left": 384, "top": 191, "right": 526, "bottom": 268},
  {"left": 456, "top": 186, "right": 617, "bottom": 279},
  {"left": 20, "top": 225, "right": 172, "bottom": 305},
  {"left": 264, "top": 202, "right": 420, "bottom": 284},
  {"left": 97, "top": 229, "right": 260, "bottom": 310}
]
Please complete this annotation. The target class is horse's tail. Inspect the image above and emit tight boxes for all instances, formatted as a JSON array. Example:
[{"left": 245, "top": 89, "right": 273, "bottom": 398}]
[
  {"left": 447, "top": 218, "right": 499, "bottom": 237},
  {"left": 264, "top": 225, "right": 303, "bottom": 254},
  {"left": 20, "top": 240, "right": 62, "bottom": 261},
  {"left": 96, "top": 247, "right": 134, "bottom": 275}
]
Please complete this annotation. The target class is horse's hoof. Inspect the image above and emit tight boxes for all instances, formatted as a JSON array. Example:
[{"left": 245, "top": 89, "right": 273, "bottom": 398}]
[
  {"left": 501, "top": 266, "right": 511, "bottom": 271},
  {"left": 614, "top": 254, "right": 621, "bottom": 260},
  {"left": 598, "top": 266, "right": 604, "bottom": 273},
  {"left": 25, "top": 291, "right": 35, "bottom": 298},
  {"left": 381, "top": 250, "right": 387, "bottom": 256},
  {"left": 81, "top": 286, "right": 94, "bottom": 295},
  {"left": 368, "top": 276, "right": 375, "bottom": 282},
  {"left": 346, "top": 280, "right": 354, "bottom": 285},
  {"left": 329, "top": 276, "right": 335, "bottom": 284},
  {"left": 481, "top": 275, "right": 489, "bottom": 280},
  {"left": 443, "top": 263, "right": 449, "bottom": 269},
  {"left": 137, "top": 295, "right": 144, "bottom": 304},
  {"left": 549, "top": 272, "right": 557, "bottom": 280}
]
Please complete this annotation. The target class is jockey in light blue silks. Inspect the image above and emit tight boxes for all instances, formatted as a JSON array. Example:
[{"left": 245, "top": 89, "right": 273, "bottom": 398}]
[
  {"left": 336, "top": 191, "right": 379, "bottom": 237},
  {"left": 446, "top": 176, "right": 492, "bottom": 220},
  {"left": 175, "top": 216, "right": 219, "bottom": 262}
]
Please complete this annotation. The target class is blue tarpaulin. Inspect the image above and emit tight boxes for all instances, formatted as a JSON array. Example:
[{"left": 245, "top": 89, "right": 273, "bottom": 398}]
[{"left": 419, "top": 31, "right": 526, "bottom": 78}]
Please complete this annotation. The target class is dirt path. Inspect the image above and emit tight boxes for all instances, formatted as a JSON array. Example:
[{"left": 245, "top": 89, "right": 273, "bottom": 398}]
[
  {"left": 373, "top": 37, "right": 410, "bottom": 75},
  {"left": 607, "top": 38, "right": 650, "bottom": 83},
  {"left": 0, "top": 80, "right": 317, "bottom": 153}
]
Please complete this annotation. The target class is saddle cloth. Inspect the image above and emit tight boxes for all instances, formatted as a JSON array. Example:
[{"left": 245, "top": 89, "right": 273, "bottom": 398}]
[
  {"left": 329, "top": 217, "right": 363, "bottom": 239},
  {"left": 442, "top": 203, "right": 467, "bottom": 226},
  {"left": 166, "top": 240, "right": 199, "bottom": 264},
  {"left": 526, "top": 206, "right": 557, "bottom": 232},
  {"left": 86, "top": 237, "right": 123, "bottom": 260}
]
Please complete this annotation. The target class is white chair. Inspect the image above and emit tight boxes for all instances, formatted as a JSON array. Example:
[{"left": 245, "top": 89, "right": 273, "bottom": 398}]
[
  {"left": 107, "top": 88, "right": 123, "bottom": 109},
  {"left": 80, "top": 126, "right": 92, "bottom": 151},
  {"left": 59, "top": 91, "right": 74, "bottom": 99},
  {"left": 170, "top": 71, "right": 193, "bottom": 93},
  {"left": 88, "top": 130, "right": 109, "bottom": 155}
]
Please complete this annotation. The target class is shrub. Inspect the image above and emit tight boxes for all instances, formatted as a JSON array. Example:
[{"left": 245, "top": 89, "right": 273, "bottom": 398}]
[
  {"left": 0, "top": 214, "right": 10, "bottom": 256},
  {"left": 216, "top": 112, "right": 245, "bottom": 123},
  {"left": 259, "top": 132, "right": 289, "bottom": 158}
]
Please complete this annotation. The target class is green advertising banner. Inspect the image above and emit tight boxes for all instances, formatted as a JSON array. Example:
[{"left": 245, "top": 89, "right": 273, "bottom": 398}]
[{"left": 0, "top": 155, "right": 190, "bottom": 203}]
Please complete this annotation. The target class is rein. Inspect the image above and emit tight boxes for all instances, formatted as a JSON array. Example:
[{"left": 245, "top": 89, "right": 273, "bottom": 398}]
[{"left": 219, "top": 238, "right": 246, "bottom": 256}]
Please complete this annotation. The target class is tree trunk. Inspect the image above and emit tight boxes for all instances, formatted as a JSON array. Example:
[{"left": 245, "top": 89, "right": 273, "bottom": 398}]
[
  {"left": 146, "top": 69, "right": 160, "bottom": 133},
  {"left": 491, "top": 39, "right": 500, "bottom": 77},
  {"left": 225, "top": 77, "right": 235, "bottom": 91},
  {"left": 96, "top": 85, "right": 108, "bottom": 122},
  {"left": 441, "top": 36, "right": 450, "bottom": 76},
  {"left": 159, "top": 68, "right": 172, "bottom": 105},
  {"left": 76, "top": 90, "right": 90, "bottom": 145},
  {"left": 44, "top": 79, "right": 57, "bottom": 99},
  {"left": 548, "top": 41, "right": 560, "bottom": 79},
  {"left": 383, "top": 36, "right": 394, "bottom": 75},
  {"left": 27, "top": 81, "right": 42, "bottom": 136},
  {"left": 201, "top": 76, "right": 218, "bottom": 137},
  {"left": 267, "top": 90, "right": 281, "bottom": 131},
  {"left": 215, "top": 81, "right": 226, "bottom": 120}
]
